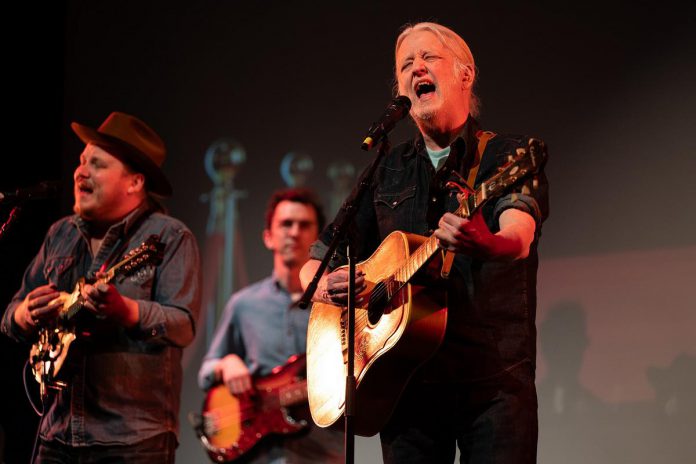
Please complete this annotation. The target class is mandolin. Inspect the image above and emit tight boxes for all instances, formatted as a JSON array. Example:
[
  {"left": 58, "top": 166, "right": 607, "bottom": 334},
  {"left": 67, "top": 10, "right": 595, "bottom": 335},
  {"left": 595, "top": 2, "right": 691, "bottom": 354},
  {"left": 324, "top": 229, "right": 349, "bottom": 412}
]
[{"left": 29, "top": 234, "right": 164, "bottom": 397}]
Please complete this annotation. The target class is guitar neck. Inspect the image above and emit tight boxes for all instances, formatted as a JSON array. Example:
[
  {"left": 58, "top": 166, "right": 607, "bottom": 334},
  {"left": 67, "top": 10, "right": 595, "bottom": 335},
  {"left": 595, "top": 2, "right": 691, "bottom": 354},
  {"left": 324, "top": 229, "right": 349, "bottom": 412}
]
[
  {"left": 62, "top": 236, "right": 163, "bottom": 321},
  {"left": 278, "top": 380, "right": 308, "bottom": 407},
  {"left": 104, "top": 252, "right": 139, "bottom": 282},
  {"left": 394, "top": 191, "right": 483, "bottom": 285},
  {"left": 391, "top": 140, "right": 545, "bottom": 287}
]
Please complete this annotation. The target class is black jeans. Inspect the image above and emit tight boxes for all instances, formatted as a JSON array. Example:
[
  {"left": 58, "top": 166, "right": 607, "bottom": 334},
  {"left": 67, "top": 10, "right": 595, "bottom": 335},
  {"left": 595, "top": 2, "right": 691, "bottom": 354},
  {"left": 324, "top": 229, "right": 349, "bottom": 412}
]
[
  {"left": 34, "top": 432, "right": 177, "bottom": 464},
  {"left": 380, "top": 362, "right": 537, "bottom": 464}
]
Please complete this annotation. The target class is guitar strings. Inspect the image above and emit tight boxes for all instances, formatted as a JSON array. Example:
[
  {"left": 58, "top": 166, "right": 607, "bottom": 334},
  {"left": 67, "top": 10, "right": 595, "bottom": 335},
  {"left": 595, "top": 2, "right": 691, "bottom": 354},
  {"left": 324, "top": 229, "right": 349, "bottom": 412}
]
[
  {"left": 333, "top": 192, "right": 469, "bottom": 343},
  {"left": 342, "top": 229, "right": 444, "bottom": 336}
]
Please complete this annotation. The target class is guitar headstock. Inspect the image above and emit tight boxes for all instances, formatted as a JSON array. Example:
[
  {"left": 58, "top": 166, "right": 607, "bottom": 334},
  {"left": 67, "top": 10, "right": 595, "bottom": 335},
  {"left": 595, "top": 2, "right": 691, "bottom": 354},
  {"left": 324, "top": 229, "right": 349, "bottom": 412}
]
[
  {"left": 480, "top": 138, "right": 547, "bottom": 200},
  {"left": 119, "top": 235, "right": 165, "bottom": 276},
  {"left": 452, "top": 138, "right": 547, "bottom": 217}
]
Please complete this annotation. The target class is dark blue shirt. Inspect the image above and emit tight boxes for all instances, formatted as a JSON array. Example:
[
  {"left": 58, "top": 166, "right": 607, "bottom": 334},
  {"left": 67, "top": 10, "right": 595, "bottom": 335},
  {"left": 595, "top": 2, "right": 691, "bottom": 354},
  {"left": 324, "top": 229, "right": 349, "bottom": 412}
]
[
  {"left": 1, "top": 203, "right": 201, "bottom": 446},
  {"left": 311, "top": 118, "right": 549, "bottom": 382}
]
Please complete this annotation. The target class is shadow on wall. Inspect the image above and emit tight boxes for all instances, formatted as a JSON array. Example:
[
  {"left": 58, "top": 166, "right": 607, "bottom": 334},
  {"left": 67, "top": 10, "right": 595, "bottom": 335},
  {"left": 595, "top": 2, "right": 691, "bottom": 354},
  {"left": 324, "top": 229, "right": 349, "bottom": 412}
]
[{"left": 537, "top": 301, "right": 696, "bottom": 463}]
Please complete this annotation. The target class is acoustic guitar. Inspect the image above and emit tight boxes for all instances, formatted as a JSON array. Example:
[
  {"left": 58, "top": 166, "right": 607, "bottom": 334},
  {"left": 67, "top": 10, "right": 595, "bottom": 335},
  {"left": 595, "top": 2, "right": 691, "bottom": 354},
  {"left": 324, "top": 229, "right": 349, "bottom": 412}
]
[{"left": 306, "top": 138, "right": 547, "bottom": 436}]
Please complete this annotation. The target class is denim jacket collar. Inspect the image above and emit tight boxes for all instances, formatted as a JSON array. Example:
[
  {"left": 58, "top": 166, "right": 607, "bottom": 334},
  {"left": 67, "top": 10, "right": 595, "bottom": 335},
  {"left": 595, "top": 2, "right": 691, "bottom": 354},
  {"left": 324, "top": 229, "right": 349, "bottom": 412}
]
[
  {"left": 407, "top": 116, "right": 481, "bottom": 163},
  {"left": 70, "top": 201, "right": 155, "bottom": 241}
]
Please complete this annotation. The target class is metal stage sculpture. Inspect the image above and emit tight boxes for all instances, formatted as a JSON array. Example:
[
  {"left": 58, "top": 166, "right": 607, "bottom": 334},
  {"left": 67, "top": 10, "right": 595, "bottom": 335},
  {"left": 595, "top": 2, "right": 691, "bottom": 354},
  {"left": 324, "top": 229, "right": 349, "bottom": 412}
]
[{"left": 201, "top": 138, "right": 247, "bottom": 344}]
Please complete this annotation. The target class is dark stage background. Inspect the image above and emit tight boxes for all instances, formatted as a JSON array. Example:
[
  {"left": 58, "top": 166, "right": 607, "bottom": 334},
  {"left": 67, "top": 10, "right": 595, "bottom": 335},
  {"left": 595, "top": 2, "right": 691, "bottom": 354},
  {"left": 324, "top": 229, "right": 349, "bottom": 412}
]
[{"left": 1, "top": 1, "right": 694, "bottom": 463}]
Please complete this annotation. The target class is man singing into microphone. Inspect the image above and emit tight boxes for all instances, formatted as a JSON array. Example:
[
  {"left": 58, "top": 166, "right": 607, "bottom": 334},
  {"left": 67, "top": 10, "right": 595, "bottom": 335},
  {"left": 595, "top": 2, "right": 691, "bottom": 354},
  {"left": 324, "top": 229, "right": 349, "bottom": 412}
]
[
  {"left": 1, "top": 112, "right": 200, "bottom": 462},
  {"left": 301, "top": 22, "right": 549, "bottom": 463}
]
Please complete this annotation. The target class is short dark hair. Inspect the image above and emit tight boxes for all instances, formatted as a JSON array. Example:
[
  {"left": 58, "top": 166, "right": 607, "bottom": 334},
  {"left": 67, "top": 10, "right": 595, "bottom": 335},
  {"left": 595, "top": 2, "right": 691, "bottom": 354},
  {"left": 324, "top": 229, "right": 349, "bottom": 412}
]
[{"left": 264, "top": 188, "right": 326, "bottom": 232}]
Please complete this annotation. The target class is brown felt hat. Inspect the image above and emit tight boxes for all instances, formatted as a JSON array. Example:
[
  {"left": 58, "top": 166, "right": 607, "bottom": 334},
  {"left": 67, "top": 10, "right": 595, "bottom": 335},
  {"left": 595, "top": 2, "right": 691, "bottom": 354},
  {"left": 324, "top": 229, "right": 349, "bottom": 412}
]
[{"left": 71, "top": 112, "right": 172, "bottom": 196}]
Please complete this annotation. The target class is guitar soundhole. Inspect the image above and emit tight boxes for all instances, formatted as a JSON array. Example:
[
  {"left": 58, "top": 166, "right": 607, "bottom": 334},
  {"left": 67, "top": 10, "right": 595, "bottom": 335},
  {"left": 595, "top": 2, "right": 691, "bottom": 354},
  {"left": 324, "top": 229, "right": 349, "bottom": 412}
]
[{"left": 367, "top": 281, "right": 389, "bottom": 325}]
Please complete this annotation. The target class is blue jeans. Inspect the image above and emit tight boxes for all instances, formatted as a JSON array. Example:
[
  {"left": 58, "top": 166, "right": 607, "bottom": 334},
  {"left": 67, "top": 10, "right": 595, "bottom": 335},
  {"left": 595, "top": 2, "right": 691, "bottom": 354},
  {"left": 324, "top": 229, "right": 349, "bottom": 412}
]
[
  {"left": 34, "top": 432, "right": 177, "bottom": 464},
  {"left": 380, "top": 362, "right": 537, "bottom": 464}
]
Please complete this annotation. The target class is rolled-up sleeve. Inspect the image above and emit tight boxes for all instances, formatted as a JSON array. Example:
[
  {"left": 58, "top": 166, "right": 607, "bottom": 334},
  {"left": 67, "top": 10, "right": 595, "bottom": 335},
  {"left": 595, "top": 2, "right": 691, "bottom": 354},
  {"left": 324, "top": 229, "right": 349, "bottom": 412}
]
[
  {"left": 492, "top": 167, "right": 549, "bottom": 237},
  {"left": 493, "top": 192, "right": 541, "bottom": 223},
  {"left": 127, "top": 227, "right": 201, "bottom": 347}
]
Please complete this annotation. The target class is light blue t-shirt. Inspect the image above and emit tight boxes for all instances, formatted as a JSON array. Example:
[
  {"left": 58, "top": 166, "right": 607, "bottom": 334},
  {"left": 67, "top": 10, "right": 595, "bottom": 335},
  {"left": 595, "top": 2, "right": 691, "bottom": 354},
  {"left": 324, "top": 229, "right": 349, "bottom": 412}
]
[{"left": 426, "top": 145, "right": 451, "bottom": 170}]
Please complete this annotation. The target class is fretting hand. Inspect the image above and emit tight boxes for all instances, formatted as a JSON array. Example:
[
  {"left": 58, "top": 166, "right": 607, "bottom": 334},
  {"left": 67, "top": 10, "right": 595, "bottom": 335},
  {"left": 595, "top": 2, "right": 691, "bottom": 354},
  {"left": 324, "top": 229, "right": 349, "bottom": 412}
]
[
  {"left": 434, "top": 208, "right": 536, "bottom": 260},
  {"left": 80, "top": 272, "right": 139, "bottom": 327}
]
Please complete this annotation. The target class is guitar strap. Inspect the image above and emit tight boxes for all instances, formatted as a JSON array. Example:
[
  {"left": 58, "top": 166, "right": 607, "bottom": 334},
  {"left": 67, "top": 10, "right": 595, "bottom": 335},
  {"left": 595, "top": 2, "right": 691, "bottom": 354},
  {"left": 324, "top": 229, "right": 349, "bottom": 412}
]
[
  {"left": 467, "top": 130, "right": 496, "bottom": 189},
  {"left": 441, "top": 130, "right": 496, "bottom": 279}
]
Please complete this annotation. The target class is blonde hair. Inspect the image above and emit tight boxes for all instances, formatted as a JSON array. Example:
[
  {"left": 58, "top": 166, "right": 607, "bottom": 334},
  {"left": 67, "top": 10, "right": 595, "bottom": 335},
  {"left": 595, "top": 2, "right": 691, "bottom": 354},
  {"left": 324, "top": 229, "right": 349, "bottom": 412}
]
[{"left": 394, "top": 22, "right": 480, "bottom": 117}]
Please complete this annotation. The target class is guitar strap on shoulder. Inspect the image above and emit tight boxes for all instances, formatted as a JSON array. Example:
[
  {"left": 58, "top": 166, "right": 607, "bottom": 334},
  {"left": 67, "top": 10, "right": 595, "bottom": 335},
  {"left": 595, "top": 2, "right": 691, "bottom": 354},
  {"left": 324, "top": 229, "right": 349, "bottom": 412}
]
[
  {"left": 467, "top": 130, "right": 496, "bottom": 188},
  {"left": 441, "top": 129, "right": 496, "bottom": 279}
]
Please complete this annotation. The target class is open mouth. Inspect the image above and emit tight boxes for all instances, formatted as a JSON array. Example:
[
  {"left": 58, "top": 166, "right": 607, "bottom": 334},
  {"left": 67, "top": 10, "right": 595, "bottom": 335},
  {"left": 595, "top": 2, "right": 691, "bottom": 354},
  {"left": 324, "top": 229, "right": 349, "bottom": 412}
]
[
  {"left": 415, "top": 81, "right": 436, "bottom": 98},
  {"left": 77, "top": 182, "right": 94, "bottom": 194}
]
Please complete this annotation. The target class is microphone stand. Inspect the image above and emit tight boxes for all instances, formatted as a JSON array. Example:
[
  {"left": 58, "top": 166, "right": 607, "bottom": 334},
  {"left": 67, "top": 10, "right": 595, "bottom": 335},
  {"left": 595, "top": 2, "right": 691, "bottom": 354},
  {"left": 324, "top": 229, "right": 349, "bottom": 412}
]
[
  {"left": 0, "top": 204, "right": 23, "bottom": 241},
  {"left": 1, "top": 181, "right": 61, "bottom": 241},
  {"left": 298, "top": 137, "right": 391, "bottom": 464}
]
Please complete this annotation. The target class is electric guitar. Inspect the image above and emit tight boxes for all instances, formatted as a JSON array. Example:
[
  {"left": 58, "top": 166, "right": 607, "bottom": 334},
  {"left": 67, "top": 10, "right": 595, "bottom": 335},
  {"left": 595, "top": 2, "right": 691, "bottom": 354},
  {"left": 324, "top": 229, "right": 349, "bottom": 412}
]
[
  {"left": 192, "top": 354, "right": 310, "bottom": 463},
  {"left": 306, "top": 138, "right": 547, "bottom": 436},
  {"left": 29, "top": 235, "right": 164, "bottom": 397}
]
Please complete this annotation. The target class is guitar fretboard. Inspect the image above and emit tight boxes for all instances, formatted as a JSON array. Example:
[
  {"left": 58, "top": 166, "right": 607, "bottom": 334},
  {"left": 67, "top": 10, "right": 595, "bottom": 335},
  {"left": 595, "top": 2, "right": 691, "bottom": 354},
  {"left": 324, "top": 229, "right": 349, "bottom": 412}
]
[
  {"left": 63, "top": 236, "right": 163, "bottom": 321},
  {"left": 279, "top": 380, "right": 308, "bottom": 407},
  {"left": 390, "top": 187, "right": 478, "bottom": 295}
]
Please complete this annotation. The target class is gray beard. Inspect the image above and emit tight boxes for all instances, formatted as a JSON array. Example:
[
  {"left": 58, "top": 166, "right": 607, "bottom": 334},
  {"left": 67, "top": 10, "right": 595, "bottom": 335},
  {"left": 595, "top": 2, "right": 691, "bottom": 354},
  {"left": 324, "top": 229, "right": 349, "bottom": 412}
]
[{"left": 413, "top": 108, "right": 436, "bottom": 124}]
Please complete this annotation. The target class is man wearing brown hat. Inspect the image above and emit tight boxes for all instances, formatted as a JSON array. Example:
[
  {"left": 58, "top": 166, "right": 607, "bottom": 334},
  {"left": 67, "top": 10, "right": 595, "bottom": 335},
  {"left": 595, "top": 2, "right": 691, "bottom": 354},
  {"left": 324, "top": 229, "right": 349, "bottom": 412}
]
[{"left": 1, "top": 112, "right": 201, "bottom": 463}]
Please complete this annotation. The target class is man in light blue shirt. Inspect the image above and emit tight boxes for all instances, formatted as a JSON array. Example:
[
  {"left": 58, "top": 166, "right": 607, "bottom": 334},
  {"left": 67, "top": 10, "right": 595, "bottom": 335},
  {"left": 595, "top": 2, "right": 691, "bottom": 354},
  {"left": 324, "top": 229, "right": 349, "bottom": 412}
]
[{"left": 198, "top": 188, "right": 343, "bottom": 463}]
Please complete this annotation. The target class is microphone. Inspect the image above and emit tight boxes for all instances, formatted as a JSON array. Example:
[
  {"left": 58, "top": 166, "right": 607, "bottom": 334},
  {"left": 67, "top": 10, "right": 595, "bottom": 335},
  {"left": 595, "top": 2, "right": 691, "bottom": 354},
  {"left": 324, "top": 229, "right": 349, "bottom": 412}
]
[
  {"left": 0, "top": 180, "right": 60, "bottom": 205},
  {"left": 361, "top": 96, "right": 412, "bottom": 151}
]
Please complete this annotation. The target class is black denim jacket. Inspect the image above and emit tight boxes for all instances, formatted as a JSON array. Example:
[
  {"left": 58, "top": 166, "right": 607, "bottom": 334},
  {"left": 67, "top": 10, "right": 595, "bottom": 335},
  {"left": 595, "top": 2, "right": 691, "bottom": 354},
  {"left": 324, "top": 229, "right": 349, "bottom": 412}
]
[
  {"left": 311, "top": 118, "right": 549, "bottom": 382},
  {"left": 1, "top": 203, "right": 201, "bottom": 446}
]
